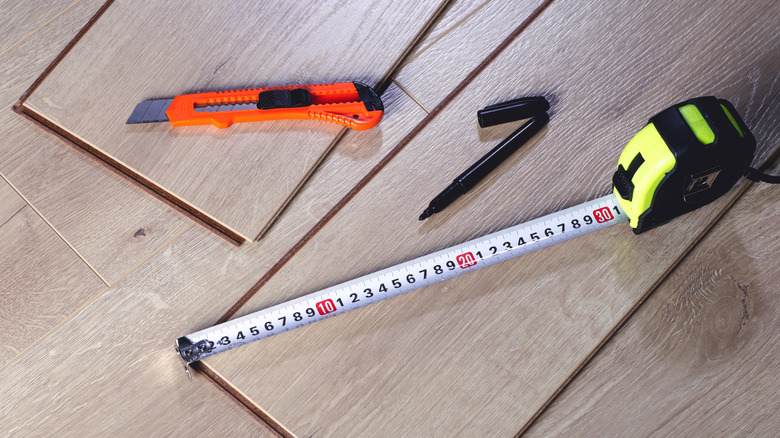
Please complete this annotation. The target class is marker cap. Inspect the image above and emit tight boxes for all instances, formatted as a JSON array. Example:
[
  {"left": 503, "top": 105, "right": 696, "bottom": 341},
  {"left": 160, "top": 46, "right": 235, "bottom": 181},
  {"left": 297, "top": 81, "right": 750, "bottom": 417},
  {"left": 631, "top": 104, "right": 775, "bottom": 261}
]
[{"left": 477, "top": 96, "right": 549, "bottom": 127}]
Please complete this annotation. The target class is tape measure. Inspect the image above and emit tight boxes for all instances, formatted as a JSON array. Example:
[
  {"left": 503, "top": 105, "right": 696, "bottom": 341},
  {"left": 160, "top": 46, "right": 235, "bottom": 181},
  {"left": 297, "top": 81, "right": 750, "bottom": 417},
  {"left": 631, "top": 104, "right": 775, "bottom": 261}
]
[{"left": 176, "top": 96, "right": 761, "bottom": 375}]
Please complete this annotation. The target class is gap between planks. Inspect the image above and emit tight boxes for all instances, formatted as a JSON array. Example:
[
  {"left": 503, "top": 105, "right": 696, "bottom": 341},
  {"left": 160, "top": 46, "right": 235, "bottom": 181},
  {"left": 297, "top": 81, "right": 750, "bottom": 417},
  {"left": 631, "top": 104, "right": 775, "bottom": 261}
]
[
  {"left": 391, "top": 79, "right": 432, "bottom": 114},
  {"left": 15, "top": 0, "right": 114, "bottom": 104},
  {"left": 195, "top": 361, "right": 297, "bottom": 438},
  {"left": 255, "top": 129, "right": 349, "bottom": 240},
  {"left": 394, "top": 0, "right": 492, "bottom": 71},
  {"left": 16, "top": 104, "right": 249, "bottom": 244},
  {"left": 0, "top": 170, "right": 109, "bottom": 286},
  {"left": 9, "top": 0, "right": 247, "bottom": 246}
]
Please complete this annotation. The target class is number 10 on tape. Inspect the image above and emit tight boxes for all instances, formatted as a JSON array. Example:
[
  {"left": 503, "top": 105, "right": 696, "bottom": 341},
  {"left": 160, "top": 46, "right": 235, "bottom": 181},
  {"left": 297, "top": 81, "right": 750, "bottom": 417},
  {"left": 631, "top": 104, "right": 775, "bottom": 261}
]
[{"left": 175, "top": 194, "right": 627, "bottom": 374}]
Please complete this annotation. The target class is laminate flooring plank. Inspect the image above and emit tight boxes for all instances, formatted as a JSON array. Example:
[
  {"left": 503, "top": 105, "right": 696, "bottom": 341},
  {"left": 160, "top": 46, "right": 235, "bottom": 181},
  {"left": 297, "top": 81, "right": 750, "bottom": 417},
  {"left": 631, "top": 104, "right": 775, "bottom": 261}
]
[
  {"left": 0, "top": 3, "right": 273, "bottom": 431},
  {"left": 0, "top": 177, "right": 26, "bottom": 228},
  {"left": 0, "top": 83, "right": 426, "bottom": 436},
  {"left": 0, "top": 177, "right": 106, "bottom": 367},
  {"left": 0, "top": 0, "right": 192, "bottom": 285},
  {"left": 0, "top": 225, "right": 282, "bottom": 437},
  {"left": 22, "top": 0, "right": 449, "bottom": 242},
  {"left": 0, "top": 0, "right": 79, "bottom": 56},
  {"left": 525, "top": 163, "right": 780, "bottom": 437},
  {"left": 393, "top": 0, "right": 549, "bottom": 111},
  {"left": 204, "top": 1, "right": 780, "bottom": 436}
]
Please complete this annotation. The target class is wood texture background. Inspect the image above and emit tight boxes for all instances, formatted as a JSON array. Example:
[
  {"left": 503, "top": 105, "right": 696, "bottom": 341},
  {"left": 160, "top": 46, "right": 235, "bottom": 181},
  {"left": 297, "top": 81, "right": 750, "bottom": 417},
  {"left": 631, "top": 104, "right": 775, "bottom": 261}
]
[
  {"left": 207, "top": 0, "right": 780, "bottom": 436},
  {"left": 0, "top": 177, "right": 105, "bottom": 367},
  {"left": 22, "top": 0, "right": 449, "bottom": 242},
  {"left": 0, "top": 1, "right": 277, "bottom": 435},
  {"left": 1, "top": 0, "right": 778, "bottom": 436},
  {"left": 526, "top": 163, "right": 780, "bottom": 437}
]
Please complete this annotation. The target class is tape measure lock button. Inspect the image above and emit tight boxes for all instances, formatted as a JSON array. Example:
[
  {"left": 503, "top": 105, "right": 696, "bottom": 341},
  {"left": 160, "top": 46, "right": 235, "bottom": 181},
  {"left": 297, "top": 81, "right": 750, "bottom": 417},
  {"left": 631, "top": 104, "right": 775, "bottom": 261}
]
[{"left": 613, "top": 96, "right": 756, "bottom": 234}]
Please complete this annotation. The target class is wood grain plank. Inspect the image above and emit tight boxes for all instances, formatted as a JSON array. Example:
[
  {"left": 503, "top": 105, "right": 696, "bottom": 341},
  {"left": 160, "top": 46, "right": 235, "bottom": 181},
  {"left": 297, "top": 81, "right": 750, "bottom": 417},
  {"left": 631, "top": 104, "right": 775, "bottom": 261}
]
[
  {"left": 203, "top": 0, "right": 780, "bottom": 436},
  {"left": 0, "top": 225, "right": 282, "bottom": 436},
  {"left": 525, "top": 162, "right": 780, "bottom": 437},
  {"left": 22, "top": 0, "right": 448, "bottom": 241},
  {"left": 394, "top": 0, "right": 548, "bottom": 111},
  {"left": 0, "top": 83, "right": 427, "bottom": 435},
  {"left": 0, "top": 177, "right": 106, "bottom": 366},
  {"left": 0, "top": 0, "right": 79, "bottom": 56},
  {"left": 0, "top": 177, "right": 26, "bottom": 228},
  {"left": 0, "top": 0, "right": 192, "bottom": 285}
]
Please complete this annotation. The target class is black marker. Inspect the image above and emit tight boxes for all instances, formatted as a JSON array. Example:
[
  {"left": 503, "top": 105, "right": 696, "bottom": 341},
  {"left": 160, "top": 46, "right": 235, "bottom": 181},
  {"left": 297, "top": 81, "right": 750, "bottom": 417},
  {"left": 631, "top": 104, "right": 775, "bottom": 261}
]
[{"left": 419, "top": 111, "right": 549, "bottom": 220}]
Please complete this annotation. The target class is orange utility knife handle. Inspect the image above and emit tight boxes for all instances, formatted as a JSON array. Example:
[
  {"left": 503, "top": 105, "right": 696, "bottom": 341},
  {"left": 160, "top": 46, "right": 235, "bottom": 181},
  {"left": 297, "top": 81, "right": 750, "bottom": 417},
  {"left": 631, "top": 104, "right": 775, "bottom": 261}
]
[{"left": 165, "top": 82, "right": 383, "bottom": 130}]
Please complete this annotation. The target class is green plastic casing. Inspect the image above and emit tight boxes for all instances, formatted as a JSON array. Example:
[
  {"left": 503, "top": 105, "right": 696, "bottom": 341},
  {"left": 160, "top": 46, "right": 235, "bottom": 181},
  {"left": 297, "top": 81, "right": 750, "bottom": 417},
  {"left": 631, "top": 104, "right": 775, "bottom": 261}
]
[{"left": 612, "top": 97, "right": 756, "bottom": 234}]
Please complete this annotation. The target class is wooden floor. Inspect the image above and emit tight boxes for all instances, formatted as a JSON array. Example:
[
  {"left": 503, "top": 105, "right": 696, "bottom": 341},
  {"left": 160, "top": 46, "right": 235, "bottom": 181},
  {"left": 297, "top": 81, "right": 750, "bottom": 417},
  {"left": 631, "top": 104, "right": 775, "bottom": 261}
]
[{"left": 1, "top": 1, "right": 778, "bottom": 436}]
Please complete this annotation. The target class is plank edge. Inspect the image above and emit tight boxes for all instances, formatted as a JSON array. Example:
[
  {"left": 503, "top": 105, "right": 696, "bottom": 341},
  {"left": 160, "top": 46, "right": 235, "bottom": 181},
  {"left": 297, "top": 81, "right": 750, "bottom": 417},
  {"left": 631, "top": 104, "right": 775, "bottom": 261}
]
[
  {"left": 13, "top": 104, "right": 247, "bottom": 245},
  {"left": 14, "top": 0, "right": 116, "bottom": 105},
  {"left": 194, "top": 361, "right": 294, "bottom": 438}
]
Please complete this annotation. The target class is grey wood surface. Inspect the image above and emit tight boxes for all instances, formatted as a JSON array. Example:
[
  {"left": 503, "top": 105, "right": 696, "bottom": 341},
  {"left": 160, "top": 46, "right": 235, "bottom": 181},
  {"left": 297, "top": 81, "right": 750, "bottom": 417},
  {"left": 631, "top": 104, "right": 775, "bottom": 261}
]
[
  {"left": 23, "top": 0, "right": 449, "bottom": 242},
  {"left": 526, "top": 165, "right": 780, "bottom": 437},
  {"left": 206, "top": 0, "right": 780, "bottom": 435},
  {"left": 1, "top": 0, "right": 777, "bottom": 436}
]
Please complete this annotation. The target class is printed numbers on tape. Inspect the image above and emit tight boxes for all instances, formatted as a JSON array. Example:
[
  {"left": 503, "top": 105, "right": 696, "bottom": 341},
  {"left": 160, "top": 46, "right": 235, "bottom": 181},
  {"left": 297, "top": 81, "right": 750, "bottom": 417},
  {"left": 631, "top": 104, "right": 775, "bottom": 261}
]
[{"left": 179, "top": 195, "right": 626, "bottom": 365}]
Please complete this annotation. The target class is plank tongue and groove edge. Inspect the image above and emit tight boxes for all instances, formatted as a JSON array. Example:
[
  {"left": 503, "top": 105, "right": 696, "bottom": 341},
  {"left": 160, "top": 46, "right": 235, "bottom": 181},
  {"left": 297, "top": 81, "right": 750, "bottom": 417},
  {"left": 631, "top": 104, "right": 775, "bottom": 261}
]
[
  {"left": 20, "top": 0, "right": 451, "bottom": 243},
  {"left": 202, "top": 0, "right": 780, "bottom": 436}
]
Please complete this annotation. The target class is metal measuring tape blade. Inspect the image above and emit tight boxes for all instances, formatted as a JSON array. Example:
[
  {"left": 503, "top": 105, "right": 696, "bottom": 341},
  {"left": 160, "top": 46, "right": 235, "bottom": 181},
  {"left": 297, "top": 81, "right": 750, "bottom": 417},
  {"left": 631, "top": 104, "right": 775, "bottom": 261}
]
[
  {"left": 176, "top": 195, "right": 626, "bottom": 375},
  {"left": 176, "top": 96, "right": 763, "bottom": 376}
]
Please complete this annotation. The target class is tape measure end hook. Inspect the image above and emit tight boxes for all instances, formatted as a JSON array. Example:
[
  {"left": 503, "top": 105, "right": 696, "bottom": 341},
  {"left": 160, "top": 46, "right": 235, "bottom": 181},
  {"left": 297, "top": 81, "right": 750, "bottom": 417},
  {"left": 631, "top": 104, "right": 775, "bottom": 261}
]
[{"left": 174, "top": 339, "right": 193, "bottom": 380}]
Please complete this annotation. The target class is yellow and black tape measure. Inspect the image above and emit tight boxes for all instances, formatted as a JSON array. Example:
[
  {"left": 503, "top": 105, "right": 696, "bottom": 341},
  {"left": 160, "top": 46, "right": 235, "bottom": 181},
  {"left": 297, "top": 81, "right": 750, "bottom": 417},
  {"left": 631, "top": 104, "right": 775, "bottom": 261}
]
[{"left": 613, "top": 96, "right": 758, "bottom": 233}]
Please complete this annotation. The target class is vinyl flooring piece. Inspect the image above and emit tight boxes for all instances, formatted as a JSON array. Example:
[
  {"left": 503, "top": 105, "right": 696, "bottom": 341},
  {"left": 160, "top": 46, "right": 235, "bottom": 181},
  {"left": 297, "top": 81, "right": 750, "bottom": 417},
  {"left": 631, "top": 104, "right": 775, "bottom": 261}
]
[
  {"left": 525, "top": 166, "right": 780, "bottom": 437},
  {"left": 204, "top": 0, "right": 780, "bottom": 436},
  {"left": 22, "top": 0, "right": 449, "bottom": 242}
]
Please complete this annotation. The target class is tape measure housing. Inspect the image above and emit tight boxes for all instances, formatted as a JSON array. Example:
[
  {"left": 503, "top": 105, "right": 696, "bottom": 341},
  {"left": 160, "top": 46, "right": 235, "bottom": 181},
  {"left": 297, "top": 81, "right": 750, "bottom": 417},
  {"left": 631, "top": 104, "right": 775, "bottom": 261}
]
[{"left": 613, "top": 96, "right": 756, "bottom": 234}]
